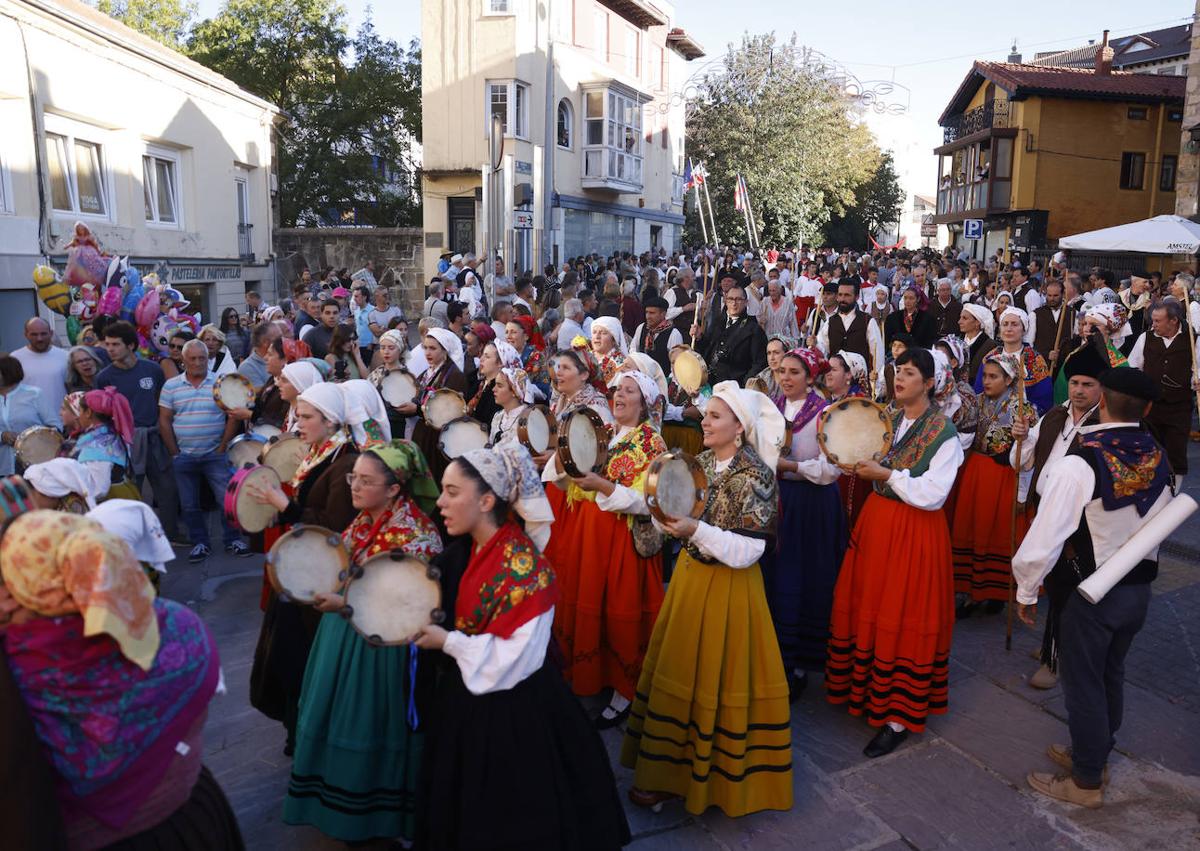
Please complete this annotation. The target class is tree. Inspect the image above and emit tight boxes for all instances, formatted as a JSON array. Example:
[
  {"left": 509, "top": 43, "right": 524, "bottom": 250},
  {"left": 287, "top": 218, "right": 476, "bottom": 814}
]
[
  {"left": 685, "top": 33, "right": 881, "bottom": 247},
  {"left": 94, "top": 0, "right": 197, "bottom": 49},
  {"left": 824, "top": 150, "right": 905, "bottom": 249}
]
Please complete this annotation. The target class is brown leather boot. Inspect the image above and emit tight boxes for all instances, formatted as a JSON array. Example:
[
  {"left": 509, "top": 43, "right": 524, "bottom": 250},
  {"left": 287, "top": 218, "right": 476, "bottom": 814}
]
[
  {"left": 1046, "top": 743, "right": 1109, "bottom": 785},
  {"left": 1027, "top": 771, "right": 1103, "bottom": 808},
  {"left": 1029, "top": 664, "right": 1058, "bottom": 690}
]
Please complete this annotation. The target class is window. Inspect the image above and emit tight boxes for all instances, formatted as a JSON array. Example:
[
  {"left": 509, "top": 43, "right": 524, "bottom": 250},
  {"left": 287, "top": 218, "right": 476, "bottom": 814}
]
[
  {"left": 143, "top": 148, "right": 181, "bottom": 226},
  {"left": 582, "top": 85, "right": 644, "bottom": 188},
  {"left": 1157, "top": 66, "right": 1176, "bottom": 75},
  {"left": 649, "top": 45, "right": 664, "bottom": 91},
  {"left": 1127, "top": 107, "right": 1148, "bottom": 120},
  {"left": 556, "top": 98, "right": 573, "bottom": 149},
  {"left": 593, "top": 10, "right": 608, "bottom": 61},
  {"left": 44, "top": 118, "right": 110, "bottom": 217},
  {"left": 1168, "top": 109, "right": 1184, "bottom": 122},
  {"left": 487, "top": 80, "right": 530, "bottom": 138},
  {"left": 1160, "top": 154, "right": 1178, "bottom": 192},
  {"left": 483, "top": 0, "right": 512, "bottom": 14},
  {"left": 624, "top": 26, "right": 639, "bottom": 77},
  {"left": 1120, "top": 152, "right": 1146, "bottom": 190}
]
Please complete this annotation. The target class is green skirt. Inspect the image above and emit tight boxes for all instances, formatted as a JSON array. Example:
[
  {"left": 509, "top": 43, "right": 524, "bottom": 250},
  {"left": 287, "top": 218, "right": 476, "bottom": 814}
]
[{"left": 282, "top": 613, "right": 423, "bottom": 841}]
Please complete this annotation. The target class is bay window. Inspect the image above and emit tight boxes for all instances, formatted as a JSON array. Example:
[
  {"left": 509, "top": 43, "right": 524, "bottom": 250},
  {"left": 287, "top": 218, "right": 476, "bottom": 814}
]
[{"left": 582, "top": 84, "right": 644, "bottom": 191}]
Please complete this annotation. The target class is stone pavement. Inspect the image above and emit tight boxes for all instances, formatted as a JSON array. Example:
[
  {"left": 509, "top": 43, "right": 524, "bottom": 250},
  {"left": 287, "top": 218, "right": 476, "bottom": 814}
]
[{"left": 165, "top": 486, "right": 1200, "bottom": 849}]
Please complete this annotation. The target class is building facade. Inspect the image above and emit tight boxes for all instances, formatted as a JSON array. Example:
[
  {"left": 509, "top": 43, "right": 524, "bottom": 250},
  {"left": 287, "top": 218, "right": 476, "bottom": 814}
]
[
  {"left": 1031, "top": 24, "right": 1192, "bottom": 77},
  {"left": 421, "top": 0, "right": 703, "bottom": 281},
  {"left": 0, "top": 0, "right": 277, "bottom": 349},
  {"left": 1176, "top": 4, "right": 1200, "bottom": 220},
  {"left": 933, "top": 43, "right": 1184, "bottom": 261}
]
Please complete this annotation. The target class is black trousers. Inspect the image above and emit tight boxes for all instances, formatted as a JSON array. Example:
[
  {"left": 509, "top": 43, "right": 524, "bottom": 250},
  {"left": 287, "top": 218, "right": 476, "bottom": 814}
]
[
  {"left": 1146, "top": 400, "right": 1190, "bottom": 475},
  {"left": 1058, "top": 583, "right": 1151, "bottom": 786}
]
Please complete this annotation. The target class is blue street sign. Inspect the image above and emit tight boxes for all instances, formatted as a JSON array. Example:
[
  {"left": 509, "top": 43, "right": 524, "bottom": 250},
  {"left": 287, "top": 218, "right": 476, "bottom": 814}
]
[{"left": 964, "top": 219, "right": 984, "bottom": 240}]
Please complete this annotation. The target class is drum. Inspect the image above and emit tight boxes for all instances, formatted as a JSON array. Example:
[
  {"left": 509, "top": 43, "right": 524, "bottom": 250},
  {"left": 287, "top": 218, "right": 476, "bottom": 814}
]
[
  {"left": 556, "top": 408, "right": 609, "bottom": 477},
  {"left": 379, "top": 369, "right": 418, "bottom": 408},
  {"left": 260, "top": 433, "right": 307, "bottom": 483},
  {"left": 517, "top": 405, "right": 555, "bottom": 454},
  {"left": 746, "top": 376, "right": 770, "bottom": 394},
  {"left": 644, "top": 451, "right": 707, "bottom": 523},
  {"left": 437, "top": 416, "right": 489, "bottom": 459},
  {"left": 213, "top": 373, "right": 255, "bottom": 411},
  {"left": 227, "top": 433, "right": 267, "bottom": 469},
  {"left": 265, "top": 524, "right": 348, "bottom": 604},
  {"left": 671, "top": 349, "right": 708, "bottom": 396},
  {"left": 423, "top": 388, "right": 468, "bottom": 429},
  {"left": 342, "top": 550, "right": 444, "bottom": 645},
  {"left": 816, "top": 397, "right": 893, "bottom": 467},
  {"left": 223, "top": 464, "right": 282, "bottom": 533},
  {"left": 250, "top": 423, "right": 282, "bottom": 440},
  {"left": 14, "top": 426, "right": 63, "bottom": 468}
]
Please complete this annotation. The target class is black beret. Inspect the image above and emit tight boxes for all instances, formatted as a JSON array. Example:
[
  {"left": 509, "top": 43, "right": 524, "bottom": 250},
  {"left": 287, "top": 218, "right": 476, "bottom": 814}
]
[
  {"left": 643, "top": 296, "right": 669, "bottom": 309},
  {"left": 1100, "top": 366, "right": 1161, "bottom": 402},
  {"left": 1063, "top": 343, "right": 1108, "bottom": 380}
]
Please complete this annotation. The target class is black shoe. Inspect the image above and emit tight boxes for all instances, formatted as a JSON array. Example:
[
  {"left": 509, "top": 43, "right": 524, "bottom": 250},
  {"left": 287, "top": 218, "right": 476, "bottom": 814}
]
[
  {"left": 788, "top": 671, "right": 808, "bottom": 703},
  {"left": 283, "top": 741, "right": 295, "bottom": 757},
  {"left": 955, "top": 600, "right": 976, "bottom": 621},
  {"left": 981, "top": 599, "right": 1005, "bottom": 615},
  {"left": 863, "top": 726, "right": 909, "bottom": 758},
  {"left": 595, "top": 702, "right": 631, "bottom": 730}
]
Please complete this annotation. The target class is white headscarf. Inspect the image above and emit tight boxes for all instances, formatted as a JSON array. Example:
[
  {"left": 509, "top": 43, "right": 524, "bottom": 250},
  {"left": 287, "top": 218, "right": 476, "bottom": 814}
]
[
  {"left": 1000, "top": 305, "right": 1030, "bottom": 333},
  {"left": 591, "top": 316, "right": 627, "bottom": 355},
  {"left": 622, "top": 352, "right": 670, "bottom": 400},
  {"left": 492, "top": 340, "right": 523, "bottom": 371},
  {"left": 86, "top": 499, "right": 174, "bottom": 573},
  {"left": 427, "top": 328, "right": 465, "bottom": 372},
  {"left": 709, "top": 380, "right": 786, "bottom": 470},
  {"left": 835, "top": 351, "right": 869, "bottom": 387},
  {"left": 339, "top": 379, "right": 392, "bottom": 447},
  {"left": 282, "top": 361, "right": 324, "bottom": 395},
  {"left": 608, "top": 368, "right": 661, "bottom": 407},
  {"left": 499, "top": 367, "right": 536, "bottom": 404},
  {"left": 1084, "top": 302, "right": 1130, "bottom": 346},
  {"left": 930, "top": 348, "right": 952, "bottom": 395},
  {"left": 24, "top": 458, "right": 95, "bottom": 509},
  {"left": 299, "top": 383, "right": 349, "bottom": 425},
  {"left": 961, "top": 303, "right": 994, "bottom": 338},
  {"left": 459, "top": 443, "right": 554, "bottom": 550}
]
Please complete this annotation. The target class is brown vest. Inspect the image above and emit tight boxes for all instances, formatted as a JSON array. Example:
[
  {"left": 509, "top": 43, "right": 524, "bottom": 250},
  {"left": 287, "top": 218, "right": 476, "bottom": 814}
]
[
  {"left": 1142, "top": 333, "right": 1193, "bottom": 406},
  {"left": 671, "top": 285, "right": 696, "bottom": 334},
  {"left": 1029, "top": 404, "right": 1099, "bottom": 503},
  {"left": 1032, "top": 305, "right": 1069, "bottom": 361},
  {"left": 828, "top": 310, "right": 871, "bottom": 361}
]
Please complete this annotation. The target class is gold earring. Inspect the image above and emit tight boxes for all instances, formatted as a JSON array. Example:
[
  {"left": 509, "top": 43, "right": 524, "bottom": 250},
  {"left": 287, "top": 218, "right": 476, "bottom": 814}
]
[{"left": 735, "top": 433, "right": 744, "bottom": 448}]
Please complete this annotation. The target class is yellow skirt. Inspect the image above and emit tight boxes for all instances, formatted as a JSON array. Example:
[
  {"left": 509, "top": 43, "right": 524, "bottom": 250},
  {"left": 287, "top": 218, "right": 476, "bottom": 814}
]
[
  {"left": 619, "top": 550, "right": 793, "bottom": 817},
  {"left": 662, "top": 422, "right": 704, "bottom": 457}
]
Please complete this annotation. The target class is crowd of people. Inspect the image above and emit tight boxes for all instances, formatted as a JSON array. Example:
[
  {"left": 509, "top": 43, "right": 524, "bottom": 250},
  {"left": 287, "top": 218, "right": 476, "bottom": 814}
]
[{"left": 0, "top": 240, "right": 1191, "bottom": 847}]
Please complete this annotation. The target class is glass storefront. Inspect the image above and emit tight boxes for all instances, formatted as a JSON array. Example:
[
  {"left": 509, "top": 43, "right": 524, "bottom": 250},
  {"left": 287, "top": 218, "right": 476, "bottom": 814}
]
[{"left": 563, "top": 209, "right": 634, "bottom": 258}]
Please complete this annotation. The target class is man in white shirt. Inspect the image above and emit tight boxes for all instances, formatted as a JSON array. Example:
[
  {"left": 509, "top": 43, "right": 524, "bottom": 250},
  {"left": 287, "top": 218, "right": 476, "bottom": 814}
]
[
  {"left": 816, "top": 281, "right": 886, "bottom": 397},
  {"left": 1126, "top": 300, "right": 1195, "bottom": 477},
  {"left": 12, "top": 317, "right": 67, "bottom": 425},
  {"left": 556, "top": 298, "right": 588, "bottom": 352}
]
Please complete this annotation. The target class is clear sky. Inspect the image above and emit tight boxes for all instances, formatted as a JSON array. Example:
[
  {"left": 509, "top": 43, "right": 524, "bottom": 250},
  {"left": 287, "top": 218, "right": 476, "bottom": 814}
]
[{"left": 194, "top": 0, "right": 1193, "bottom": 197}]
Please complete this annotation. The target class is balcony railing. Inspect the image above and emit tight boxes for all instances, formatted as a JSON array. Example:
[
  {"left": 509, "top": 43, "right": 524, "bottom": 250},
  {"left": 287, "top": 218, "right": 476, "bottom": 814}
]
[
  {"left": 942, "top": 99, "right": 1011, "bottom": 145},
  {"left": 935, "top": 179, "right": 1011, "bottom": 218},
  {"left": 238, "top": 223, "right": 254, "bottom": 262}
]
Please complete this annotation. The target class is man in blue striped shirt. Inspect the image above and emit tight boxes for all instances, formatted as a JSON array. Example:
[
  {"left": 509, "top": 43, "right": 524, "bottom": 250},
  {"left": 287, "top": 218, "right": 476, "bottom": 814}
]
[{"left": 159, "top": 339, "right": 249, "bottom": 562}]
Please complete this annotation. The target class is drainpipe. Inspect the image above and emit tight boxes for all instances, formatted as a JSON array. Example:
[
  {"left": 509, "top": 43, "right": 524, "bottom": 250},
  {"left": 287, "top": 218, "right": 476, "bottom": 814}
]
[{"left": 542, "top": 0, "right": 555, "bottom": 268}]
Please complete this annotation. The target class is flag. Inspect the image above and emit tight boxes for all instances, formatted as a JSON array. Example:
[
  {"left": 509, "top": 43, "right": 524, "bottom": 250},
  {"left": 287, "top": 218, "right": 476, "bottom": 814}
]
[
  {"left": 683, "top": 159, "right": 695, "bottom": 192},
  {"left": 734, "top": 174, "right": 746, "bottom": 212},
  {"left": 692, "top": 162, "right": 707, "bottom": 185}
]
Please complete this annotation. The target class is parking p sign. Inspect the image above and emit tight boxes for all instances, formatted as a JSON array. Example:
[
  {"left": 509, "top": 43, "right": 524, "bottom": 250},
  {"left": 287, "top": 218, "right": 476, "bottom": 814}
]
[{"left": 964, "top": 219, "right": 984, "bottom": 240}]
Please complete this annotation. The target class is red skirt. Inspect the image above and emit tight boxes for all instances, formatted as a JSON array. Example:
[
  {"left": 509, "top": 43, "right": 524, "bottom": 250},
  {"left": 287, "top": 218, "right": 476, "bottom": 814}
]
[
  {"left": 950, "top": 453, "right": 1025, "bottom": 602},
  {"left": 543, "top": 493, "right": 664, "bottom": 699},
  {"left": 826, "top": 492, "right": 954, "bottom": 732}
]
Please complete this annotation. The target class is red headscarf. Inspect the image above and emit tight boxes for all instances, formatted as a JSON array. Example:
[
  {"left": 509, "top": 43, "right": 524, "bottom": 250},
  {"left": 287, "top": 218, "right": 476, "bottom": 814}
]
[
  {"left": 282, "top": 338, "right": 312, "bottom": 363},
  {"left": 514, "top": 314, "right": 545, "bottom": 351},
  {"left": 471, "top": 321, "right": 496, "bottom": 345},
  {"left": 82, "top": 387, "right": 134, "bottom": 445}
]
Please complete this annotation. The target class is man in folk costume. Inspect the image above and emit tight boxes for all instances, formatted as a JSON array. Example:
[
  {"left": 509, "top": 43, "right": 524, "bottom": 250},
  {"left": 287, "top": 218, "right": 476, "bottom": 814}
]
[
  {"left": 1011, "top": 265, "right": 1044, "bottom": 314},
  {"left": 1028, "top": 279, "right": 1074, "bottom": 373},
  {"left": 1126, "top": 299, "right": 1195, "bottom": 481},
  {"left": 1117, "top": 275, "right": 1153, "bottom": 356},
  {"left": 805, "top": 282, "right": 839, "bottom": 349},
  {"left": 1013, "top": 367, "right": 1172, "bottom": 809},
  {"left": 959, "top": 302, "right": 997, "bottom": 388},
  {"left": 631, "top": 296, "right": 681, "bottom": 378},
  {"left": 695, "top": 285, "right": 768, "bottom": 387},
  {"left": 664, "top": 266, "right": 699, "bottom": 337},
  {"left": 816, "top": 280, "right": 886, "bottom": 398},
  {"left": 1009, "top": 343, "right": 1105, "bottom": 690}
]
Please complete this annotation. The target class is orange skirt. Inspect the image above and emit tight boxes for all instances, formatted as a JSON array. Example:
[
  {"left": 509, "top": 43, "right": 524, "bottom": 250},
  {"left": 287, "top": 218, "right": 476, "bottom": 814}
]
[
  {"left": 950, "top": 453, "right": 1025, "bottom": 602},
  {"left": 543, "top": 493, "right": 664, "bottom": 699},
  {"left": 826, "top": 492, "right": 954, "bottom": 732}
]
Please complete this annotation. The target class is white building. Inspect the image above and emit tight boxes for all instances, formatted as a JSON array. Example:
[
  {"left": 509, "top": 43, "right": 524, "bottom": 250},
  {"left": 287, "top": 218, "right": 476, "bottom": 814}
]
[
  {"left": 0, "top": 0, "right": 278, "bottom": 348},
  {"left": 421, "top": 0, "right": 704, "bottom": 280}
]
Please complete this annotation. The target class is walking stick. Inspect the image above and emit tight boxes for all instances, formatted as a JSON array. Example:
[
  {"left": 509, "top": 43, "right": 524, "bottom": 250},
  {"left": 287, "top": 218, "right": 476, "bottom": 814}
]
[
  {"left": 691, "top": 255, "right": 711, "bottom": 348},
  {"left": 1006, "top": 364, "right": 1027, "bottom": 652}
]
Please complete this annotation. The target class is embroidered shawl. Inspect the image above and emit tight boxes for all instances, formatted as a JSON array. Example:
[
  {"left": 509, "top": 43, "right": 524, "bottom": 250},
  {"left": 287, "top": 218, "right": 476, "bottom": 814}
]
[
  {"left": 1078, "top": 429, "right": 1169, "bottom": 516},
  {"left": 342, "top": 495, "right": 443, "bottom": 564},
  {"left": 874, "top": 406, "right": 957, "bottom": 501},
  {"left": 291, "top": 430, "right": 351, "bottom": 489},
  {"left": 774, "top": 389, "right": 828, "bottom": 435},
  {"left": 73, "top": 423, "right": 127, "bottom": 467},
  {"left": 596, "top": 350, "right": 626, "bottom": 385},
  {"left": 454, "top": 522, "right": 558, "bottom": 639},
  {"left": 685, "top": 444, "right": 778, "bottom": 563},
  {"left": 974, "top": 387, "right": 1037, "bottom": 456}
]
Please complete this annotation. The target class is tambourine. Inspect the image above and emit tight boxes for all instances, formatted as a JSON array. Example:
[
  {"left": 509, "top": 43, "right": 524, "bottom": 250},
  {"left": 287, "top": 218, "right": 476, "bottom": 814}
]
[
  {"left": 816, "top": 397, "right": 893, "bottom": 467},
  {"left": 644, "top": 450, "right": 707, "bottom": 523},
  {"left": 341, "top": 550, "right": 444, "bottom": 645},
  {"left": 14, "top": 426, "right": 63, "bottom": 468},
  {"left": 379, "top": 369, "right": 418, "bottom": 408},
  {"left": 556, "top": 407, "right": 610, "bottom": 477},
  {"left": 671, "top": 349, "right": 708, "bottom": 396},
  {"left": 227, "top": 433, "right": 268, "bottom": 469},
  {"left": 251, "top": 423, "right": 282, "bottom": 440},
  {"left": 265, "top": 524, "right": 348, "bottom": 603},
  {"left": 517, "top": 404, "right": 556, "bottom": 454},
  {"left": 745, "top": 376, "right": 771, "bottom": 394},
  {"left": 438, "top": 416, "right": 489, "bottom": 460},
  {"left": 213, "top": 373, "right": 255, "bottom": 412},
  {"left": 224, "top": 464, "right": 282, "bottom": 533},
  {"left": 423, "top": 388, "right": 468, "bottom": 429},
  {"left": 260, "top": 433, "right": 307, "bottom": 483}
]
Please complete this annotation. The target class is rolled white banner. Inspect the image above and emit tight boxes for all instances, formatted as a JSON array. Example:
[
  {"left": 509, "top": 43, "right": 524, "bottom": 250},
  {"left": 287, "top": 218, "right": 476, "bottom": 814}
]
[{"left": 1077, "top": 494, "right": 1197, "bottom": 604}]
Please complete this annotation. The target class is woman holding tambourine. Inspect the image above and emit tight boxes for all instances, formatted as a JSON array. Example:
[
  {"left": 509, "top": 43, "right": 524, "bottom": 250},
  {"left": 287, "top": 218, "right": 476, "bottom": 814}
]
[
  {"left": 825, "top": 350, "right": 872, "bottom": 527},
  {"left": 541, "top": 369, "right": 667, "bottom": 728},
  {"left": 411, "top": 328, "right": 469, "bottom": 486},
  {"left": 281, "top": 440, "right": 442, "bottom": 845},
  {"left": 488, "top": 367, "right": 535, "bottom": 447},
  {"left": 620, "top": 382, "right": 793, "bottom": 818},
  {"left": 761, "top": 347, "right": 847, "bottom": 701},
  {"left": 825, "top": 348, "right": 965, "bottom": 759},
  {"left": 247, "top": 383, "right": 360, "bottom": 756},
  {"left": 469, "top": 340, "right": 523, "bottom": 430},
  {"left": 368, "top": 329, "right": 417, "bottom": 440}
]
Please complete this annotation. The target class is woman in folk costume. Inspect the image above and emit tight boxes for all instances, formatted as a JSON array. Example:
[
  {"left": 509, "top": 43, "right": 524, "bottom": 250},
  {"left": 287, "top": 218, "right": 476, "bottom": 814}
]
[
  {"left": 1, "top": 510, "right": 242, "bottom": 850},
  {"left": 826, "top": 351, "right": 873, "bottom": 527},
  {"left": 412, "top": 327, "right": 469, "bottom": 486},
  {"left": 541, "top": 370, "right": 668, "bottom": 727},
  {"left": 278, "top": 361, "right": 325, "bottom": 431},
  {"left": 68, "top": 387, "right": 136, "bottom": 501},
  {"left": 951, "top": 350, "right": 1037, "bottom": 617},
  {"left": 86, "top": 497, "right": 176, "bottom": 593},
  {"left": 1051, "top": 302, "right": 1129, "bottom": 405},
  {"left": 488, "top": 367, "right": 536, "bottom": 447},
  {"left": 751, "top": 334, "right": 796, "bottom": 398},
  {"left": 972, "top": 306, "right": 1053, "bottom": 415},
  {"left": 505, "top": 314, "right": 551, "bottom": 401},
  {"left": 253, "top": 337, "right": 303, "bottom": 430},
  {"left": 339, "top": 378, "right": 392, "bottom": 449},
  {"left": 282, "top": 441, "right": 442, "bottom": 843},
  {"left": 248, "top": 382, "right": 360, "bottom": 755},
  {"left": 468, "top": 339, "right": 522, "bottom": 428},
  {"left": 369, "top": 329, "right": 417, "bottom": 439},
  {"left": 621, "top": 382, "right": 792, "bottom": 817},
  {"left": 826, "top": 348, "right": 964, "bottom": 758},
  {"left": 590, "top": 316, "right": 628, "bottom": 384},
  {"left": 661, "top": 343, "right": 709, "bottom": 456},
  {"left": 761, "top": 347, "right": 847, "bottom": 700},
  {"left": 933, "top": 335, "right": 980, "bottom": 450},
  {"left": 416, "top": 444, "right": 630, "bottom": 850},
  {"left": 22, "top": 457, "right": 97, "bottom": 514}
]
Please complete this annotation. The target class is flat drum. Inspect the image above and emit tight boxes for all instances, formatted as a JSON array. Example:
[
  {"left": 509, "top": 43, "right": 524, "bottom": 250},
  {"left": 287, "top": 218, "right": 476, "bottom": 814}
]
[
  {"left": 224, "top": 464, "right": 282, "bottom": 533},
  {"left": 644, "top": 450, "right": 708, "bottom": 523},
  {"left": 437, "top": 416, "right": 489, "bottom": 459},
  {"left": 213, "top": 374, "right": 255, "bottom": 411},
  {"left": 260, "top": 433, "right": 308, "bottom": 483},
  {"left": 517, "top": 404, "right": 555, "bottom": 454},
  {"left": 227, "top": 433, "right": 268, "bottom": 469},
  {"left": 557, "top": 407, "right": 609, "bottom": 478},
  {"left": 816, "top": 397, "right": 893, "bottom": 467},
  {"left": 14, "top": 426, "right": 63, "bottom": 468},
  {"left": 423, "top": 388, "right": 468, "bottom": 429},
  {"left": 379, "top": 370, "right": 418, "bottom": 408},
  {"left": 343, "top": 550, "right": 444, "bottom": 645},
  {"left": 266, "top": 524, "right": 348, "bottom": 604},
  {"left": 250, "top": 423, "right": 282, "bottom": 441},
  {"left": 671, "top": 350, "right": 708, "bottom": 396}
]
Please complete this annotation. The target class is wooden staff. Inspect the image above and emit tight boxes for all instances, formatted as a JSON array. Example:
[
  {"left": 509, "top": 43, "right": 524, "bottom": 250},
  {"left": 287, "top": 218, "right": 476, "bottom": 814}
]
[
  {"left": 1006, "top": 360, "right": 1027, "bottom": 653},
  {"left": 691, "top": 255, "right": 711, "bottom": 348},
  {"left": 1048, "top": 283, "right": 1070, "bottom": 374},
  {"left": 1182, "top": 287, "right": 1200, "bottom": 416}
]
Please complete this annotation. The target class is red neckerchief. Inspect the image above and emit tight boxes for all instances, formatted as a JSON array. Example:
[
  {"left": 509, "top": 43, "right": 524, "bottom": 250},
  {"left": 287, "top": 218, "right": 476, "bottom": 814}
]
[
  {"left": 903, "top": 311, "right": 915, "bottom": 333},
  {"left": 644, "top": 316, "right": 673, "bottom": 350},
  {"left": 344, "top": 505, "right": 396, "bottom": 564},
  {"left": 454, "top": 522, "right": 558, "bottom": 639}
]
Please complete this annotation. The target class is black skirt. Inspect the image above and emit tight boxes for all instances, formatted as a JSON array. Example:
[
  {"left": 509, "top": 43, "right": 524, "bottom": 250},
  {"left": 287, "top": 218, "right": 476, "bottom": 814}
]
[
  {"left": 419, "top": 661, "right": 630, "bottom": 850},
  {"left": 105, "top": 766, "right": 243, "bottom": 850},
  {"left": 249, "top": 592, "right": 321, "bottom": 724}
]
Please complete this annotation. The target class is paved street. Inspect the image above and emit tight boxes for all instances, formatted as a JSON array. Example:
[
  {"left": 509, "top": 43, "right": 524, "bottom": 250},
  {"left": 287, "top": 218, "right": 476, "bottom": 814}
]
[{"left": 166, "top": 455, "right": 1200, "bottom": 850}]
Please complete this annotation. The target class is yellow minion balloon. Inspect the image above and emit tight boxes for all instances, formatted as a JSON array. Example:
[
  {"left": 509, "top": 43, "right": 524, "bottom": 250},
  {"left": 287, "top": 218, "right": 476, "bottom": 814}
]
[{"left": 34, "top": 264, "right": 70, "bottom": 316}]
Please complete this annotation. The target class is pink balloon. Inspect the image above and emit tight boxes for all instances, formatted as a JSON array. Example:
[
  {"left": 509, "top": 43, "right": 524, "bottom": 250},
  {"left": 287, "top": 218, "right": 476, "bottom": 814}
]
[
  {"left": 98, "top": 285, "right": 122, "bottom": 316},
  {"left": 63, "top": 244, "right": 109, "bottom": 289},
  {"left": 135, "top": 291, "right": 159, "bottom": 328}
]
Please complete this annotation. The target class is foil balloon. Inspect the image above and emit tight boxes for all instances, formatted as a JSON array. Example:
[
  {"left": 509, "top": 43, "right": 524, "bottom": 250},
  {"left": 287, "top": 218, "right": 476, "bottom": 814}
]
[
  {"left": 63, "top": 223, "right": 110, "bottom": 289},
  {"left": 120, "top": 266, "right": 144, "bottom": 321},
  {"left": 150, "top": 314, "right": 180, "bottom": 356},
  {"left": 135, "top": 290, "right": 159, "bottom": 329},
  {"left": 33, "top": 265, "right": 70, "bottom": 316},
  {"left": 66, "top": 314, "right": 81, "bottom": 345}
]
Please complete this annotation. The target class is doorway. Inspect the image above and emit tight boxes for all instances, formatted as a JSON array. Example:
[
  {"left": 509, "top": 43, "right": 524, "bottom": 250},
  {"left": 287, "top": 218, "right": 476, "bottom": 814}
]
[{"left": 448, "top": 197, "right": 476, "bottom": 255}]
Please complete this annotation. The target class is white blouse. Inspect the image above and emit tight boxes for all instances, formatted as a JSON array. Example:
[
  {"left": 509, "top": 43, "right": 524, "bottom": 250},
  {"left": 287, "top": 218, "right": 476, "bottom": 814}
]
[
  {"left": 489, "top": 404, "right": 528, "bottom": 447},
  {"left": 655, "top": 455, "right": 767, "bottom": 568},
  {"left": 779, "top": 398, "right": 839, "bottom": 485},
  {"left": 882, "top": 416, "right": 965, "bottom": 511},
  {"left": 442, "top": 608, "right": 553, "bottom": 695}
]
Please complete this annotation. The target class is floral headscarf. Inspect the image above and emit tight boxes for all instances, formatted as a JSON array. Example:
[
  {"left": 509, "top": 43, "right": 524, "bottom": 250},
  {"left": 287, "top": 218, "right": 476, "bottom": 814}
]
[
  {"left": 339, "top": 379, "right": 391, "bottom": 449},
  {"left": 366, "top": 439, "right": 440, "bottom": 517},
  {"left": 937, "top": 335, "right": 969, "bottom": 372},
  {"left": 459, "top": 443, "right": 555, "bottom": 551},
  {"left": 1084, "top": 302, "right": 1130, "bottom": 345},
  {"left": 83, "top": 386, "right": 135, "bottom": 446},
  {"left": 783, "top": 346, "right": 829, "bottom": 379},
  {"left": 492, "top": 340, "right": 524, "bottom": 370}
]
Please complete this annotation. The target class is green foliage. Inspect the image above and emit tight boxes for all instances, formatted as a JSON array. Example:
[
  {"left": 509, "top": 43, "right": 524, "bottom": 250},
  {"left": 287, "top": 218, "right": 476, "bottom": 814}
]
[
  {"left": 685, "top": 33, "right": 882, "bottom": 247},
  {"left": 824, "top": 149, "right": 905, "bottom": 249},
  {"left": 94, "top": 0, "right": 197, "bottom": 48}
]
